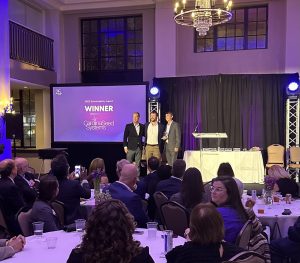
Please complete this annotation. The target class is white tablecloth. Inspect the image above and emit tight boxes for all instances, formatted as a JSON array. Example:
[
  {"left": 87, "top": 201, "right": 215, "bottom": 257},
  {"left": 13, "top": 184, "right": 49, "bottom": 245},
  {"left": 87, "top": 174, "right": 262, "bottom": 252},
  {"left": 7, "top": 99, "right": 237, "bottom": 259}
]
[
  {"left": 183, "top": 150, "right": 264, "bottom": 183},
  {"left": 6, "top": 229, "right": 185, "bottom": 263},
  {"left": 253, "top": 199, "right": 300, "bottom": 239}
]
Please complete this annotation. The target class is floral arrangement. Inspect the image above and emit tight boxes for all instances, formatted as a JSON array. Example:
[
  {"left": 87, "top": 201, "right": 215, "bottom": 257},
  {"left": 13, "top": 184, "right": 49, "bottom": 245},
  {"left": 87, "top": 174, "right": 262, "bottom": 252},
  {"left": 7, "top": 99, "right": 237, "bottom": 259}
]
[
  {"left": 90, "top": 168, "right": 104, "bottom": 180},
  {"left": 264, "top": 175, "right": 277, "bottom": 191}
]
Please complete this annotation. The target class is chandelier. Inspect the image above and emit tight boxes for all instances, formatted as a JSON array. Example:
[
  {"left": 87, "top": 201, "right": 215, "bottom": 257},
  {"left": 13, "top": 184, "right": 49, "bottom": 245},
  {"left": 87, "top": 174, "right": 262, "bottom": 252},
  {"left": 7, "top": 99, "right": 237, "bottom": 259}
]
[{"left": 174, "top": 0, "right": 233, "bottom": 36}]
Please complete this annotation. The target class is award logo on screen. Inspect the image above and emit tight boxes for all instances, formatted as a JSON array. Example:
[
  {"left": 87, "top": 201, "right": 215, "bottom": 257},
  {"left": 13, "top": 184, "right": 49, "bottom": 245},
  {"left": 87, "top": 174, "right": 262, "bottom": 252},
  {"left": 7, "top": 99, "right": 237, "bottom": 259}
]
[
  {"left": 83, "top": 117, "right": 114, "bottom": 131},
  {"left": 55, "top": 89, "right": 62, "bottom": 96}
]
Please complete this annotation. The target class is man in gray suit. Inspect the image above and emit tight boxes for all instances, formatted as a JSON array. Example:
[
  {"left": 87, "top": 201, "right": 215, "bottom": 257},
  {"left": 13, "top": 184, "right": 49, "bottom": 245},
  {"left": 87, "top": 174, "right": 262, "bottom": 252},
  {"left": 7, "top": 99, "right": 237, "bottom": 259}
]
[{"left": 163, "top": 112, "right": 181, "bottom": 165}]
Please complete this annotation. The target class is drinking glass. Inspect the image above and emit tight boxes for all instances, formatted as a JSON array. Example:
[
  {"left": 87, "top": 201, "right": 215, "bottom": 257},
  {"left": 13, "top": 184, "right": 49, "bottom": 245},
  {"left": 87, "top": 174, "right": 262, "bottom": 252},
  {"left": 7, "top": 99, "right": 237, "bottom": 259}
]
[
  {"left": 146, "top": 222, "right": 158, "bottom": 239},
  {"left": 32, "top": 221, "right": 44, "bottom": 237},
  {"left": 75, "top": 219, "right": 86, "bottom": 233}
]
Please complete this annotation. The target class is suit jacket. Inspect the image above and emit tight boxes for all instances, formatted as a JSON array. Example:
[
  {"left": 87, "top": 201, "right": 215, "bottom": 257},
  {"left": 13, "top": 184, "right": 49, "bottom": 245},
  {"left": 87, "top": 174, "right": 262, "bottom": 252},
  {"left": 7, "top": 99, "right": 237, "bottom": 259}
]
[
  {"left": 155, "top": 177, "right": 182, "bottom": 199},
  {"left": 165, "top": 121, "right": 181, "bottom": 149},
  {"left": 0, "top": 177, "right": 25, "bottom": 233},
  {"left": 106, "top": 182, "right": 148, "bottom": 227},
  {"left": 56, "top": 178, "right": 91, "bottom": 225},
  {"left": 0, "top": 239, "right": 15, "bottom": 261},
  {"left": 31, "top": 200, "right": 60, "bottom": 232},
  {"left": 144, "top": 122, "right": 165, "bottom": 153},
  {"left": 14, "top": 174, "right": 37, "bottom": 207},
  {"left": 123, "top": 123, "right": 145, "bottom": 150}
]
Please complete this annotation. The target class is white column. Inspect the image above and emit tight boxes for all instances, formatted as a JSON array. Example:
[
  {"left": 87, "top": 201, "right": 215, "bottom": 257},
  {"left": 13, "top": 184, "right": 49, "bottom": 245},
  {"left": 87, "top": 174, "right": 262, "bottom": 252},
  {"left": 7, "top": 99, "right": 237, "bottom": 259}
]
[
  {"left": 285, "top": 0, "right": 300, "bottom": 73},
  {"left": 155, "top": 0, "right": 177, "bottom": 77},
  {"left": 0, "top": 0, "right": 12, "bottom": 160}
]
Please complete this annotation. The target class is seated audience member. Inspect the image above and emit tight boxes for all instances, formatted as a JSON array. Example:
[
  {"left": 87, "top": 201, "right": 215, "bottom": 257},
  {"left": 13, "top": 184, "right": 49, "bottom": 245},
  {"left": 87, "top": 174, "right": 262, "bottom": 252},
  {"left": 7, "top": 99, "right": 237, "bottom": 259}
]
[
  {"left": 217, "top": 162, "right": 244, "bottom": 197},
  {"left": 157, "top": 164, "right": 172, "bottom": 180},
  {"left": 156, "top": 160, "right": 186, "bottom": 199},
  {"left": 271, "top": 216, "right": 300, "bottom": 263},
  {"left": 67, "top": 199, "right": 154, "bottom": 263},
  {"left": 166, "top": 203, "right": 244, "bottom": 263},
  {"left": 143, "top": 157, "right": 160, "bottom": 219},
  {"left": 115, "top": 159, "right": 146, "bottom": 200},
  {"left": 87, "top": 158, "right": 109, "bottom": 187},
  {"left": 0, "top": 159, "right": 25, "bottom": 234},
  {"left": 143, "top": 156, "right": 160, "bottom": 196},
  {"left": 268, "top": 164, "right": 290, "bottom": 179},
  {"left": 211, "top": 176, "right": 247, "bottom": 244},
  {"left": 30, "top": 176, "right": 61, "bottom": 232},
  {"left": 274, "top": 177, "right": 298, "bottom": 197},
  {"left": 14, "top": 158, "right": 37, "bottom": 207},
  {"left": 0, "top": 235, "right": 25, "bottom": 261},
  {"left": 104, "top": 164, "right": 148, "bottom": 227},
  {"left": 52, "top": 155, "right": 91, "bottom": 225},
  {"left": 268, "top": 165, "right": 298, "bottom": 197},
  {"left": 170, "top": 167, "right": 207, "bottom": 212}
]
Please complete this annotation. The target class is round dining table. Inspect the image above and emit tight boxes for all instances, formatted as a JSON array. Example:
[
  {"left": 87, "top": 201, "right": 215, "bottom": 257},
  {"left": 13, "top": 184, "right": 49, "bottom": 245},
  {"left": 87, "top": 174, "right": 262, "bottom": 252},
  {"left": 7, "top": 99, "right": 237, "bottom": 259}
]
[
  {"left": 5, "top": 228, "right": 185, "bottom": 263},
  {"left": 253, "top": 199, "right": 300, "bottom": 239}
]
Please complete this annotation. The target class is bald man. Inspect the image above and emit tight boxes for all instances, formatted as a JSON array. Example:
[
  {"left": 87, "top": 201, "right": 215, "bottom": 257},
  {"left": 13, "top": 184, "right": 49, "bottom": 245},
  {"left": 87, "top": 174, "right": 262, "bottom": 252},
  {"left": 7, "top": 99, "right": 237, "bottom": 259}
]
[
  {"left": 105, "top": 164, "right": 148, "bottom": 227},
  {"left": 0, "top": 159, "right": 25, "bottom": 234},
  {"left": 14, "top": 158, "right": 37, "bottom": 207}
]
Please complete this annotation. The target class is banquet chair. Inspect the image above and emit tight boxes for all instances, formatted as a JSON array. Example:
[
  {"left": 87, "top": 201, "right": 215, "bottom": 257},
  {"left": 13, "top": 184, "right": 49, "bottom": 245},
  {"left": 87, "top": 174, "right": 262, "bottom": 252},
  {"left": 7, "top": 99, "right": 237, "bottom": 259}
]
[
  {"left": 18, "top": 209, "right": 33, "bottom": 237},
  {"left": 235, "top": 220, "right": 252, "bottom": 249},
  {"left": 160, "top": 201, "right": 189, "bottom": 237},
  {"left": 222, "top": 251, "right": 266, "bottom": 263},
  {"left": 0, "top": 196, "right": 8, "bottom": 230},
  {"left": 266, "top": 144, "right": 285, "bottom": 169},
  {"left": 51, "top": 200, "right": 65, "bottom": 226},
  {"left": 153, "top": 191, "right": 168, "bottom": 227},
  {"left": 288, "top": 147, "right": 300, "bottom": 180}
]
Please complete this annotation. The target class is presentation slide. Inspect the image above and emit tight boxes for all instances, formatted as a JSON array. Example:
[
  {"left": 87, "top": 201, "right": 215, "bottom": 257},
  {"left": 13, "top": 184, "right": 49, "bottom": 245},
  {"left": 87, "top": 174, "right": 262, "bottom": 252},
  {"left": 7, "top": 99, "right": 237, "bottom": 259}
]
[{"left": 51, "top": 84, "right": 146, "bottom": 142}]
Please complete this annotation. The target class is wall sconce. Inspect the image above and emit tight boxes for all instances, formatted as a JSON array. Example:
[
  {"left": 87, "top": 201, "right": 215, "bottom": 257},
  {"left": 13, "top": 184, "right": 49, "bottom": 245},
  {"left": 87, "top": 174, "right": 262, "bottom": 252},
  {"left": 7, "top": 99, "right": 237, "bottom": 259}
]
[{"left": 0, "top": 97, "right": 15, "bottom": 116}]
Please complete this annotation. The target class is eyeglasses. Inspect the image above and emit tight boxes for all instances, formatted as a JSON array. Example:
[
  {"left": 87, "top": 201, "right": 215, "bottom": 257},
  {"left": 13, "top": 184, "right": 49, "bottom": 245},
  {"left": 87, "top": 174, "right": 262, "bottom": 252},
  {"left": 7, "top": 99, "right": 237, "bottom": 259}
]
[{"left": 210, "top": 186, "right": 226, "bottom": 193}]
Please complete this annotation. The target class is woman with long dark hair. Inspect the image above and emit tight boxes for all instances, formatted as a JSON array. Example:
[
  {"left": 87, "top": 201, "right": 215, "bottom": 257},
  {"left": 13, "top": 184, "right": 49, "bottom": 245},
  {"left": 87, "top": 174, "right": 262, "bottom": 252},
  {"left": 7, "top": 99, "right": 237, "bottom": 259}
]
[
  {"left": 210, "top": 176, "right": 248, "bottom": 243},
  {"left": 67, "top": 199, "right": 154, "bottom": 263},
  {"left": 170, "top": 167, "right": 206, "bottom": 211}
]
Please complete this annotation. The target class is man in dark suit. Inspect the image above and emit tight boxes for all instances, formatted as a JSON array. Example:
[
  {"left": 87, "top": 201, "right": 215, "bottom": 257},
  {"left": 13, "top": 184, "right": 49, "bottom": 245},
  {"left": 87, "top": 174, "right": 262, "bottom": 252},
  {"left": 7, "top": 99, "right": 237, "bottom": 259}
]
[
  {"left": 0, "top": 159, "right": 25, "bottom": 235},
  {"left": 106, "top": 164, "right": 148, "bottom": 227},
  {"left": 163, "top": 112, "right": 181, "bottom": 166},
  {"left": 142, "top": 156, "right": 160, "bottom": 219},
  {"left": 51, "top": 154, "right": 91, "bottom": 225},
  {"left": 145, "top": 110, "right": 164, "bottom": 162},
  {"left": 123, "top": 112, "right": 144, "bottom": 169},
  {"left": 155, "top": 159, "right": 186, "bottom": 199},
  {"left": 14, "top": 158, "right": 37, "bottom": 207}
]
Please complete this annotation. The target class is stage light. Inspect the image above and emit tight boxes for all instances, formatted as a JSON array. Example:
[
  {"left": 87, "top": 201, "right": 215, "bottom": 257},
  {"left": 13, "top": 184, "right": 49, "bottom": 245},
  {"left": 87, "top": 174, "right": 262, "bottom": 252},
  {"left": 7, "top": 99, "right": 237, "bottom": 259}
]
[
  {"left": 288, "top": 82, "right": 299, "bottom": 92},
  {"left": 286, "top": 80, "right": 300, "bottom": 96},
  {"left": 149, "top": 86, "right": 160, "bottom": 101},
  {"left": 150, "top": 86, "right": 159, "bottom": 95}
]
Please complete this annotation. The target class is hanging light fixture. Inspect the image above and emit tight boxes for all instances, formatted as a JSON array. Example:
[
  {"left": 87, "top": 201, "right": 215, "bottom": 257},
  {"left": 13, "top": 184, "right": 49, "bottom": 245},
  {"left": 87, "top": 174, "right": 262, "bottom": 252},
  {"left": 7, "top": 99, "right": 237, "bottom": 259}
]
[{"left": 174, "top": 0, "right": 233, "bottom": 36}]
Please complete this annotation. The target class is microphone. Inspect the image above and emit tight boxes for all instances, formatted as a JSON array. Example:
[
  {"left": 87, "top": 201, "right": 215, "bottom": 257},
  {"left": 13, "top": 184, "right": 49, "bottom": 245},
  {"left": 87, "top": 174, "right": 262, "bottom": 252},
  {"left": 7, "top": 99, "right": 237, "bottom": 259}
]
[{"left": 193, "top": 123, "right": 199, "bottom": 133}]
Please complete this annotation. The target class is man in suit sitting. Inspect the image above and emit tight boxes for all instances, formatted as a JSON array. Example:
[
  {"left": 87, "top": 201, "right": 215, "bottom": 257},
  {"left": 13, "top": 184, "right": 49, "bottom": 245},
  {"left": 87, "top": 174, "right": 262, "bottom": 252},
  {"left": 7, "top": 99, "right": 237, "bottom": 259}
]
[
  {"left": 155, "top": 159, "right": 186, "bottom": 199},
  {"left": 163, "top": 112, "right": 181, "bottom": 166},
  {"left": 14, "top": 158, "right": 37, "bottom": 208},
  {"left": 106, "top": 164, "right": 148, "bottom": 227},
  {"left": 0, "top": 159, "right": 25, "bottom": 235},
  {"left": 123, "top": 112, "right": 144, "bottom": 169},
  {"left": 51, "top": 154, "right": 91, "bottom": 225}
]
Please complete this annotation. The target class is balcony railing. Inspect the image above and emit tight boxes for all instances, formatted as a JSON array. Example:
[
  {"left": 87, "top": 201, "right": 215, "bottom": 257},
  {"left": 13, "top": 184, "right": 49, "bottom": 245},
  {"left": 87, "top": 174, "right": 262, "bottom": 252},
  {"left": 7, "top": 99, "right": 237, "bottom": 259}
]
[{"left": 9, "top": 21, "right": 54, "bottom": 71}]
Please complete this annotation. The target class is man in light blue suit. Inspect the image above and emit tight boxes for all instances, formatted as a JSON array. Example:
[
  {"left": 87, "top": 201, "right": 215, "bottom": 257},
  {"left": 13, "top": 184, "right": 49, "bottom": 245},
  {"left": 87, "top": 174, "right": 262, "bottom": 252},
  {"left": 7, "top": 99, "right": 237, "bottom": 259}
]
[{"left": 163, "top": 112, "right": 181, "bottom": 166}]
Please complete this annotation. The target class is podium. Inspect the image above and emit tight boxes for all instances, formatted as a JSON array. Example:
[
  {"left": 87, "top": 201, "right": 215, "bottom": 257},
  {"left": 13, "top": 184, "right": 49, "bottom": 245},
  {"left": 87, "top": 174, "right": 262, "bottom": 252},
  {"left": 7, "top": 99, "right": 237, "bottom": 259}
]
[{"left": 192, "top": 132, "right": 228, "bottom": 151}]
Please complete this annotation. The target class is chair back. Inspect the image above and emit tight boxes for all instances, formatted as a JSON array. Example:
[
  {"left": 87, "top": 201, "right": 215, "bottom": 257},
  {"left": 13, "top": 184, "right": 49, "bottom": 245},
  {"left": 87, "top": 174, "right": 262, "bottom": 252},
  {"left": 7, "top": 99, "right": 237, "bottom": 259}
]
[
  {"left": 222, "top": 251, "right": 266, "bottom": 263},
  {"left": 153, "top": 192, "right": 168, "bottom": 225},
  {"left": 18, "top": 209, "right": 33, "bottom": 237},
  {"left": 289, "top": 146, "right": 300, "bottom": 163},
  {"left": 160, "top": 201, "right": 189, "bottom": 237},
  {"left": 235, "top": 220, "right": 252, "bottom": 249},
  {"left": 51, "top": 200, "right": 65, "bottom": 226},
  {"left": 267, "top": 144, "right": 285, "bottom": 166},
  {"left": 0, "top": 196, "right": 7, "bottom": 230}
]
